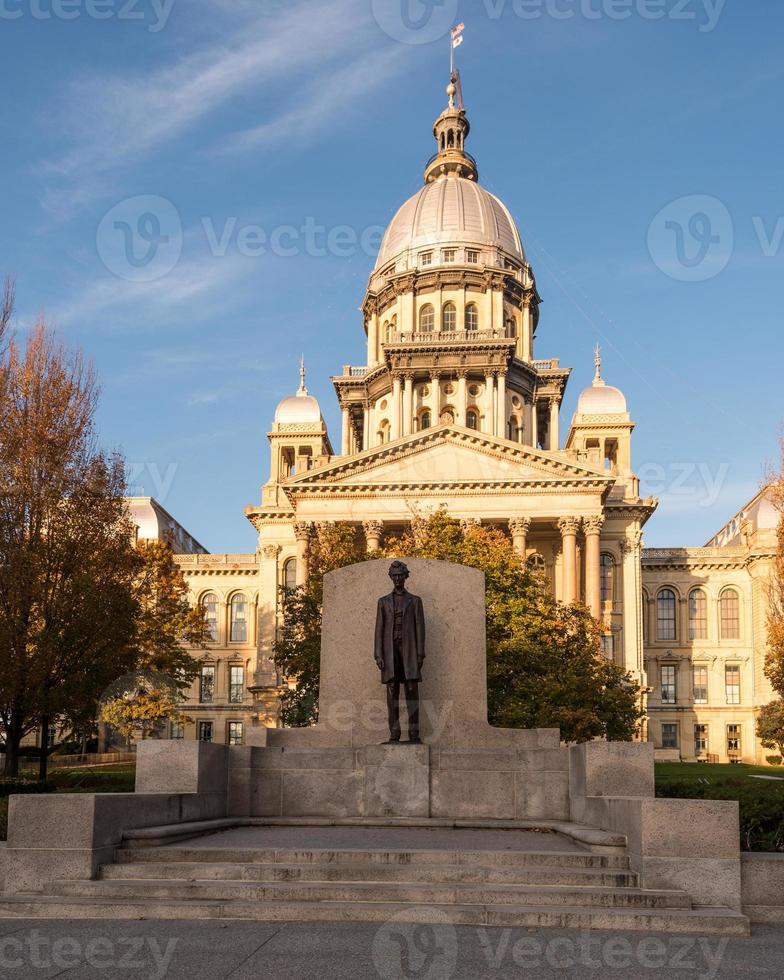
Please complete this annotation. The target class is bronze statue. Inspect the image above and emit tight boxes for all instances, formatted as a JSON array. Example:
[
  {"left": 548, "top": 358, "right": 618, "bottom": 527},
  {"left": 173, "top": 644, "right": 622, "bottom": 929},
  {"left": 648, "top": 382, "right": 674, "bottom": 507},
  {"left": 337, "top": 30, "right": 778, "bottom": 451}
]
[{"left": 374, "top": 560, "right": 426, "bottom": 744}]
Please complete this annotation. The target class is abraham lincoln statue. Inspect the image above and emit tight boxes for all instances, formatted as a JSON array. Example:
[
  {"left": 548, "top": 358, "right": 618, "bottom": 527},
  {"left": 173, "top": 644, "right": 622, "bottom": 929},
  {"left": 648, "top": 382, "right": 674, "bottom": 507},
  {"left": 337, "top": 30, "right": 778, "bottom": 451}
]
[{"left": 373, "top": 560, "right": 426, "bottom": 744}]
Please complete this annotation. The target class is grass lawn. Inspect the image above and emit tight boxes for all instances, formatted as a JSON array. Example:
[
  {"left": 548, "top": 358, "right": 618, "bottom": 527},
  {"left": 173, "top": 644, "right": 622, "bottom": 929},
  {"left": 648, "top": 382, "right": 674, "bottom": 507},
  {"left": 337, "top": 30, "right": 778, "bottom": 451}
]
[
  {"left": 0, "top": 763, "right": 136, "bottom": 840},
  {"left": 655, "top": 762, "right": 784, "bottom": 852}
]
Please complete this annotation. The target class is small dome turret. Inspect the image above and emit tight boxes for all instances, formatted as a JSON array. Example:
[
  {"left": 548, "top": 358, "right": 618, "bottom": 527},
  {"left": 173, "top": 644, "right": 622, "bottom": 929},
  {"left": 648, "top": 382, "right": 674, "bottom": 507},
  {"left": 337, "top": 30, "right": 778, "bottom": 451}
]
[
  {"left": 575, "top": 346, "right": 628, "bottom": 416},
  {"left": 274, "top": 358, "right": 323, "bottom": 425}
]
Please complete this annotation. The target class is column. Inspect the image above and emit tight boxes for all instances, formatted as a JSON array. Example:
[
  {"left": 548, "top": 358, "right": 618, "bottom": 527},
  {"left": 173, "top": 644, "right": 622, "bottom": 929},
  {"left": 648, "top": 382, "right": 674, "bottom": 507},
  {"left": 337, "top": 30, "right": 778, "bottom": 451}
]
[
  {"left": 509, "top": 517, "right": 531, "bottom": 559},
  {"left": 430, "top": 373, "right": 440, "bottom": 426},
  {"left": 549, "top": 397, "right": 560, "bottom": 451},
  {"left": 521, "top": 297, "right": 532, "bottom": 361},
  {"left": 584, "top": 515, "right": 604, "bottom": 619},
  {"left": 403, "top": 374, "right": 414, "bottom": 437},
  {"left": 293, "top": 523, "right": 312, "bottom": 587},
  {"left": 368, "top": 313, "right": 379, "bottom": 365},
  {"left": 558, "top": 517, "right": 581, "bottom": 604},
  {"left": 391, "top": 375, "right": 402, "bottom": 441},
  {"left": 525, "top": 397, "right": 535, "bottom": 447},
  {"left": 341, "top": 406, "right": 351, "bottom": 456},
  {"left": 484, "top": 371, "right": 495, "bottom": 434},
  {"left": 496, "top": 371, "right": 507, "bottom": 439},
  {"left": 363, "top": 402, "right": 371, "bottom": 450},
  {"left": 363, "top": 520, "right": 384, "bottom": 553},
  {"left": 456, "top": 371, "right": 467, "bottom": 426}
]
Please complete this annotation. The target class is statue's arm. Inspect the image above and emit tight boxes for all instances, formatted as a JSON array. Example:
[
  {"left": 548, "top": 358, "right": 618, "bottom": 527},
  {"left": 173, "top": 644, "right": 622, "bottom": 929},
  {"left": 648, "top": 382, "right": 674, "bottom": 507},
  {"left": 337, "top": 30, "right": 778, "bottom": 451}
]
[
  {"left": 374, "top": 598, "right": 385, "bottom": 669},
  {"left": 415, "top": 596, "right": 426, "bottom": 666}
]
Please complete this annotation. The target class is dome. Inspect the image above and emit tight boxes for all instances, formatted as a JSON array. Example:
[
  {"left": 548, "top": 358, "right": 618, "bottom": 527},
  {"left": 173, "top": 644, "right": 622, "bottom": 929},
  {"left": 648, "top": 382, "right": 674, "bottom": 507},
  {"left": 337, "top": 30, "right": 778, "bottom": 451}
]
[
  {"left": 576, "top": 348, "right": 628, "bottom": 416},
  {"left": 374, "top": 175, "right": 525, "bottom": 272},
  {"left": 274, "top": 360, "right": 323, "bottom": 425}
]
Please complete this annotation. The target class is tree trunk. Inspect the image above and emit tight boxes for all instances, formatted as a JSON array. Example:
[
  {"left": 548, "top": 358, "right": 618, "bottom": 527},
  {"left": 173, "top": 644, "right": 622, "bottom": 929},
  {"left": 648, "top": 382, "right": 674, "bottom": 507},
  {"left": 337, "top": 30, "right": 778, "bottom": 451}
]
[
  {"left": 3, "top": 709, "right": 26, "bottom": 778},
  {"left": 38, "top": 714, "right": 50, "bottom": 784}
]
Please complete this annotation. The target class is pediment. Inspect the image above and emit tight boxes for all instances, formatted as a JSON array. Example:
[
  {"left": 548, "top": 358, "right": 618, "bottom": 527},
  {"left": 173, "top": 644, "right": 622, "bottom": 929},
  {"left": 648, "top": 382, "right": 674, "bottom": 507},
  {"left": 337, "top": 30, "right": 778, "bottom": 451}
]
[{"left": 284, "top": 425, "right": 612, "bottom": 494}]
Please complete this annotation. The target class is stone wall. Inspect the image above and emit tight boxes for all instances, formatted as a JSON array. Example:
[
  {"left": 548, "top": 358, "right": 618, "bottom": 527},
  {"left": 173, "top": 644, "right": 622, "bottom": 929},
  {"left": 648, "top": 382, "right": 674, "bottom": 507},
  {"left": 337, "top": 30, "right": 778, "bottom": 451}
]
[{"left": 741, "top": 853, "right": 784, "bottom": 923}]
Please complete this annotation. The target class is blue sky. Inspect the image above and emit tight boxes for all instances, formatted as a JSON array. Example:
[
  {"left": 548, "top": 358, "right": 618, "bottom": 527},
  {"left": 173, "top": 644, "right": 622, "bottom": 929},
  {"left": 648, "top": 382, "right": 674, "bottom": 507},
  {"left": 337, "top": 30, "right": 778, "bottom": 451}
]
[{"left": 2, "top": 0, "right": 782, "bottom": 552}]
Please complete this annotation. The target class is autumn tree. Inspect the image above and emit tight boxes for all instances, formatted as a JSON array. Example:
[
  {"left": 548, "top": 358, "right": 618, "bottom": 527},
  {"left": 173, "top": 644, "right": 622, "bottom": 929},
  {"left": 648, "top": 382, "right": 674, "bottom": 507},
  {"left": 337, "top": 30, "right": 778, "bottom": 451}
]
[
  {"left": 756, "top": 700, "right": 784, "bottom": 760},
  {"left": 275, "top": 511, "right": 643, "bottom": 742}
]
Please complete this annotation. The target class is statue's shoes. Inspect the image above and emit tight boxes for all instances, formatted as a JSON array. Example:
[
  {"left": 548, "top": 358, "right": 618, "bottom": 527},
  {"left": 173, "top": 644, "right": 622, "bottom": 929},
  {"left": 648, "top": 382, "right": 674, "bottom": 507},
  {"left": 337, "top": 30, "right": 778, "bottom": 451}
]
[
  {"left": 407, "top": 736, "right": 423, "bottom": 744},
  {"left": 383, "top": 738, "right": 401, "bottom": 744}
]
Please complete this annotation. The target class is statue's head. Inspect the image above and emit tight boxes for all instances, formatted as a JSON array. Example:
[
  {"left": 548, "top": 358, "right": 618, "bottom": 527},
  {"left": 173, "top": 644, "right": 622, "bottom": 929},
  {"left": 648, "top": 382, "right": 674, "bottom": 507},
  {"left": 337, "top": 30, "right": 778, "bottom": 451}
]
[{"left": 388, "top": 560, "right": 410, "bottom": 590}]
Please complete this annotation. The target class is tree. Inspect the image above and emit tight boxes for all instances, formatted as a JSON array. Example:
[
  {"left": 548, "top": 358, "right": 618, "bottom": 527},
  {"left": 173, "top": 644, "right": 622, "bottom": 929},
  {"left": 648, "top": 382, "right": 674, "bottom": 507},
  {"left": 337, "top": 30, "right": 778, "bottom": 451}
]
[
  {"left": 274, "top": 511, "right": 643, "bottom": 742},
  {"left": 765, "top": 439, "right": 784, "bottom": 699},
  {"left": 100, "top": 672, "right": 192, "bottom": 743},
  {"left": 756, "top": 700, "right": 784, "bottom": 758},
  {"left": 0, "top": 313, "right": 208, "bottom": 778}
]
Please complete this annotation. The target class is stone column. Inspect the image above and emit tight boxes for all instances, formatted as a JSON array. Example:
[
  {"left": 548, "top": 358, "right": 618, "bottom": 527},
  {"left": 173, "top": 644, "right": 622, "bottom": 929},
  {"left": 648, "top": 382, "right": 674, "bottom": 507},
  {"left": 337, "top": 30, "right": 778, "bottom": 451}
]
[
  {"left": 363, "top": 520, "right": 384, "bottom": 553},
  {"left": 525, "top": 397, "right": 535, "bottom": 447},
  {"left": 549, "top": 397, "right": 560, "bottom": 451},
  {"left": 558, "top": 517, "right": 581, "bottom": 604},
  {"left": 521, "top": 296, "right": 532, "bottom": 361},
  {"left": 484, "top": 371, "right": 495, "bottom": 434},
  {"left": 294, "top": 523, "right": 312, "bottom": 587},
  {"left": 509, "top": 517, "right": 532, "bottom": 559},
  {"left": 363, "top": 402, "right": 371, "bottom": 450},
  {"left": 341, "top": 405, "right": 351, "bottom": 456},
  {"left": 456, "top": 371, "right": 467, "bottom": 426},
  {"left": 584, "top": 515, "right": 605, "bottom": 619},
  {"left": 391, "top": 374, "right": 402, "bottom": 441},
  {"left": 496, "top": 371, "right": 507, "bottom": 439},
  {"left": 403, "top": 373, "right": 414, "bottom": 437},
  {"left": 429, "top": 373, "right": 440, "bottom": 425}
]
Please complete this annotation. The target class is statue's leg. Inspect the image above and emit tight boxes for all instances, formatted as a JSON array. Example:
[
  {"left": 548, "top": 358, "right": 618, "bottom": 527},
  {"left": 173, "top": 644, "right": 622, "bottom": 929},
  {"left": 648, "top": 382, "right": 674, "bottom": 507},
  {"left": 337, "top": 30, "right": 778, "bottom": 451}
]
[
  {"left": 404, "top": 681, "right": 420, "bottom": 741},
  {"left": 386, "top": 681, "right": 401, "bottom": 741}
]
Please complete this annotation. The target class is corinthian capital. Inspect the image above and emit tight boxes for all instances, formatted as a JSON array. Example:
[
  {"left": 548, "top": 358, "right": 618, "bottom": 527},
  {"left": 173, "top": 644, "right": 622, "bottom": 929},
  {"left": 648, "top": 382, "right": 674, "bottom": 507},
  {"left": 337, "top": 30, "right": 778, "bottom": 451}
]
[
  {"left": 294, "top": 522, "right": 313, "bottom": 543},
  {"left": 509, "top": 517, "right": 532, "bottom": 536},
  {"left": 583, "top": 515, "right": 605, "bottom": 535},
  {"left": 362, "top": 520, "right": 384, "bottom": 538},
  {"left": 557, "top": 516, "right": 582, "bottom": 536}
]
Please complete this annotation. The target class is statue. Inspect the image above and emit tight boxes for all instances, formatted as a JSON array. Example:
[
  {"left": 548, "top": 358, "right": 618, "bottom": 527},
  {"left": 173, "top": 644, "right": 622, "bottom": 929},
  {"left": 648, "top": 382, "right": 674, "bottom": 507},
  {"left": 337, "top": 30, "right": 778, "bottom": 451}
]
[{"left": 374, "top": 560, "right": 426, "bottom": 744}]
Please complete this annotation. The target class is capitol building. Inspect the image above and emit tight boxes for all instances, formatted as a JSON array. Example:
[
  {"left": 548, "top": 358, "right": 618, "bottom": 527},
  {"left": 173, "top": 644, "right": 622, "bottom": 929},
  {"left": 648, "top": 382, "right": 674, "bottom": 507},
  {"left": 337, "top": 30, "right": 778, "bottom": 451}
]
[{"left": 149, "top": 79, "right": 777, "bottom": 764}]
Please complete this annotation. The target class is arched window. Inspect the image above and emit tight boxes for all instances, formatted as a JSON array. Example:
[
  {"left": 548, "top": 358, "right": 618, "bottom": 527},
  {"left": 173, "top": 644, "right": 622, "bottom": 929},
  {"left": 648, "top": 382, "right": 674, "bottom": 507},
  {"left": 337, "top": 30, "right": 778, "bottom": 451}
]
[
  {"left": 466, "top": 410, "right": 478, "bottom": 430},
  {"left": 419, "top": 305, "right": 434, "bottom": 333},
  {"left": 283, "top": 558, "right": 297, "bottom": 591},
  {"left": 600, "top": 554, "right": 614, "bottom": 604},
  {"left": 377, "top": 419, "right": 390, "bottom": 445},
  {"left": 420, "top": 410, "right": 431, "bottom": 431},
  {"left": 202, "top": 593, "right": 218, "bottom": 642},
  {"left": 230, "top": 594, "right": 248, "bottom": 643},
  {"left": 442, "top": 302, "right": 457, "bottom": 332},
  {"left": 465, "top": 303, "right": 479, "bottom": 331},
  {"left": 656, "top": 589, "right": 677, "bottom": 641},
  {"left": 689, "top": 588, "right": 708, "bottom": 639},
  {"left": 447, "top": 129, "right": 454, "bottom": 148},
  {"left": 505, "top": 317, "right": 516, "bottom": 338},
  {"left": 720, "top": 589, "right": 740, "bottom": 640},
  {"left": 382, "top": 320, "right": 391, "bottom": 343}
]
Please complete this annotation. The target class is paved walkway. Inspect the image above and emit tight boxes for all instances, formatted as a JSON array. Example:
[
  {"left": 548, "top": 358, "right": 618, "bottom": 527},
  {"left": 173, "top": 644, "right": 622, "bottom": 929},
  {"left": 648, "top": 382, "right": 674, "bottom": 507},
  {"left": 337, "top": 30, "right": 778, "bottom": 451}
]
[
  {"left": 0, "top": 918, "right": 779, "bottom": 979},
  {"left": 170, "top": 825, "right": 587, "bottom": 853}
]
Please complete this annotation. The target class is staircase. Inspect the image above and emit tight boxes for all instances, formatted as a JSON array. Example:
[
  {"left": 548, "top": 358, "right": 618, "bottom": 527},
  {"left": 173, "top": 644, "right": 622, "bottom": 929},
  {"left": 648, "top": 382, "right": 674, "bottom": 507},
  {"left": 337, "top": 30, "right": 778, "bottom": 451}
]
[{"left": 0, "top": 825, "right": 749, "bottom": 934}]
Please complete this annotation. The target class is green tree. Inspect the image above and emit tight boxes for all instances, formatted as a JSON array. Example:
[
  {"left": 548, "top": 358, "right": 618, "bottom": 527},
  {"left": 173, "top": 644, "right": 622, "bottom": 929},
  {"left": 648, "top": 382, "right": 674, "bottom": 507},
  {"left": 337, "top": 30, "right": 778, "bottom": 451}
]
[
  {"left": 275, "top": 511, "right": 643, "bottom": 742},
  {"left": 756, "top": 700, "right": 784, "bottom": 758}
]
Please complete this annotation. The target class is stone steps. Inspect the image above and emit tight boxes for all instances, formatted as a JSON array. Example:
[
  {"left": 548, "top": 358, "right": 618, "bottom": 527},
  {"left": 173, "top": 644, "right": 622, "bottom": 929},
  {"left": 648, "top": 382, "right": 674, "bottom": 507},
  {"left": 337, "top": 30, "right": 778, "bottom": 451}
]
[
  {"left": 114, "top": 845, "right": 631, "bottom": 870},
  {"left": 0, "top": 895, "right": 750, "bottom": 935},
  {"left": 49, "top": 877, "right": 694, "bottom": 910},
  {"left": 101, "top": 860, "right": 639, "bottom": 888}
]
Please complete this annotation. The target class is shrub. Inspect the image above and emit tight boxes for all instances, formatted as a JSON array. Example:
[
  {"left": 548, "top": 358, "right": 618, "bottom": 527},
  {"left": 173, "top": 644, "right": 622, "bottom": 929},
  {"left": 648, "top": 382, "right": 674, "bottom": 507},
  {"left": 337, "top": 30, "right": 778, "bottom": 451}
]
[{"left": 766, "top": 755, "right": 783, "bottom": 766}]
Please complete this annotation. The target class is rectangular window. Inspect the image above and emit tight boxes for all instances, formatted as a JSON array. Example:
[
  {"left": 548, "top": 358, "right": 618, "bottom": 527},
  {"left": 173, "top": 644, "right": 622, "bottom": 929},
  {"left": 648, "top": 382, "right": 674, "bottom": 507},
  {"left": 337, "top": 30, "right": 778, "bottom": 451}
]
[
  {"left": 419, "top": 251, "right": 433, "bottom": 267},
  {"left": 229, "top": 665, "right": 245, "bottom": 704},
  {"left": 689, "top": 591, "right": 707, "bottom": 639},
  {"left": 661, "top": 723, "right": 678, "bottom": 749},
  {"left": 200, "top": 665, "right": 215, "bottom": 704},
  {"left": 466, "top": 249, "right": 479, "bottom": 264},
  {"left": 694, "top": 724, "right": 709, "bottom": 755},
  {"left": 720, "top": 592, "right": 740, "bottom": 640},
  {"left": 725, "top": 665, "right": 741, "bottom": 705},
  {"left": 660, "top": 665, "right": 677, "bottom": 705},
  {"left": 170, "top": 722, "right": 184, "bottom": 740},
  {"left": 600, "top": 634, "right": 614, "bottom": 658},
  {"left": 726, "top": 724, "right": 741, "bottom": 757},
  {"left": 227, "top": 722, "right": 244, "bottom": 746},
  {"left": 692, "top": 666, "right": 708, "bottom": 704},
  {"left": 198, "top": 721, "right": 213, "bottom": 743},
  {"left": 442, "top": 248, "right": 456, "bottom": 263}
]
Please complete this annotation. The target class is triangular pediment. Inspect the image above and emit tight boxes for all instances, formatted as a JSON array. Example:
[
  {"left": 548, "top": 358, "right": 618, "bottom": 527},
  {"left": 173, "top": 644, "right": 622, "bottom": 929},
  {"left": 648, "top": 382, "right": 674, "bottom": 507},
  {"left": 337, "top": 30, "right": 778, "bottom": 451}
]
[{"left": 283, "top": 425, "right": 613, "bottom": 494}]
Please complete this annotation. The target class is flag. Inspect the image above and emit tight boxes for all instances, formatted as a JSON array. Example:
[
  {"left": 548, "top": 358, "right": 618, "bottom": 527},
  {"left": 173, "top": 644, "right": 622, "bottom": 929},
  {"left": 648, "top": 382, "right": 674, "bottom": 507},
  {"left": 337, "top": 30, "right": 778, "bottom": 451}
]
[
  {"left": 452, "top": 35, "right": 464, "bottom": 49},
  {"left": 451, "top": 23, "right": 465, "bottom": 38}
]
